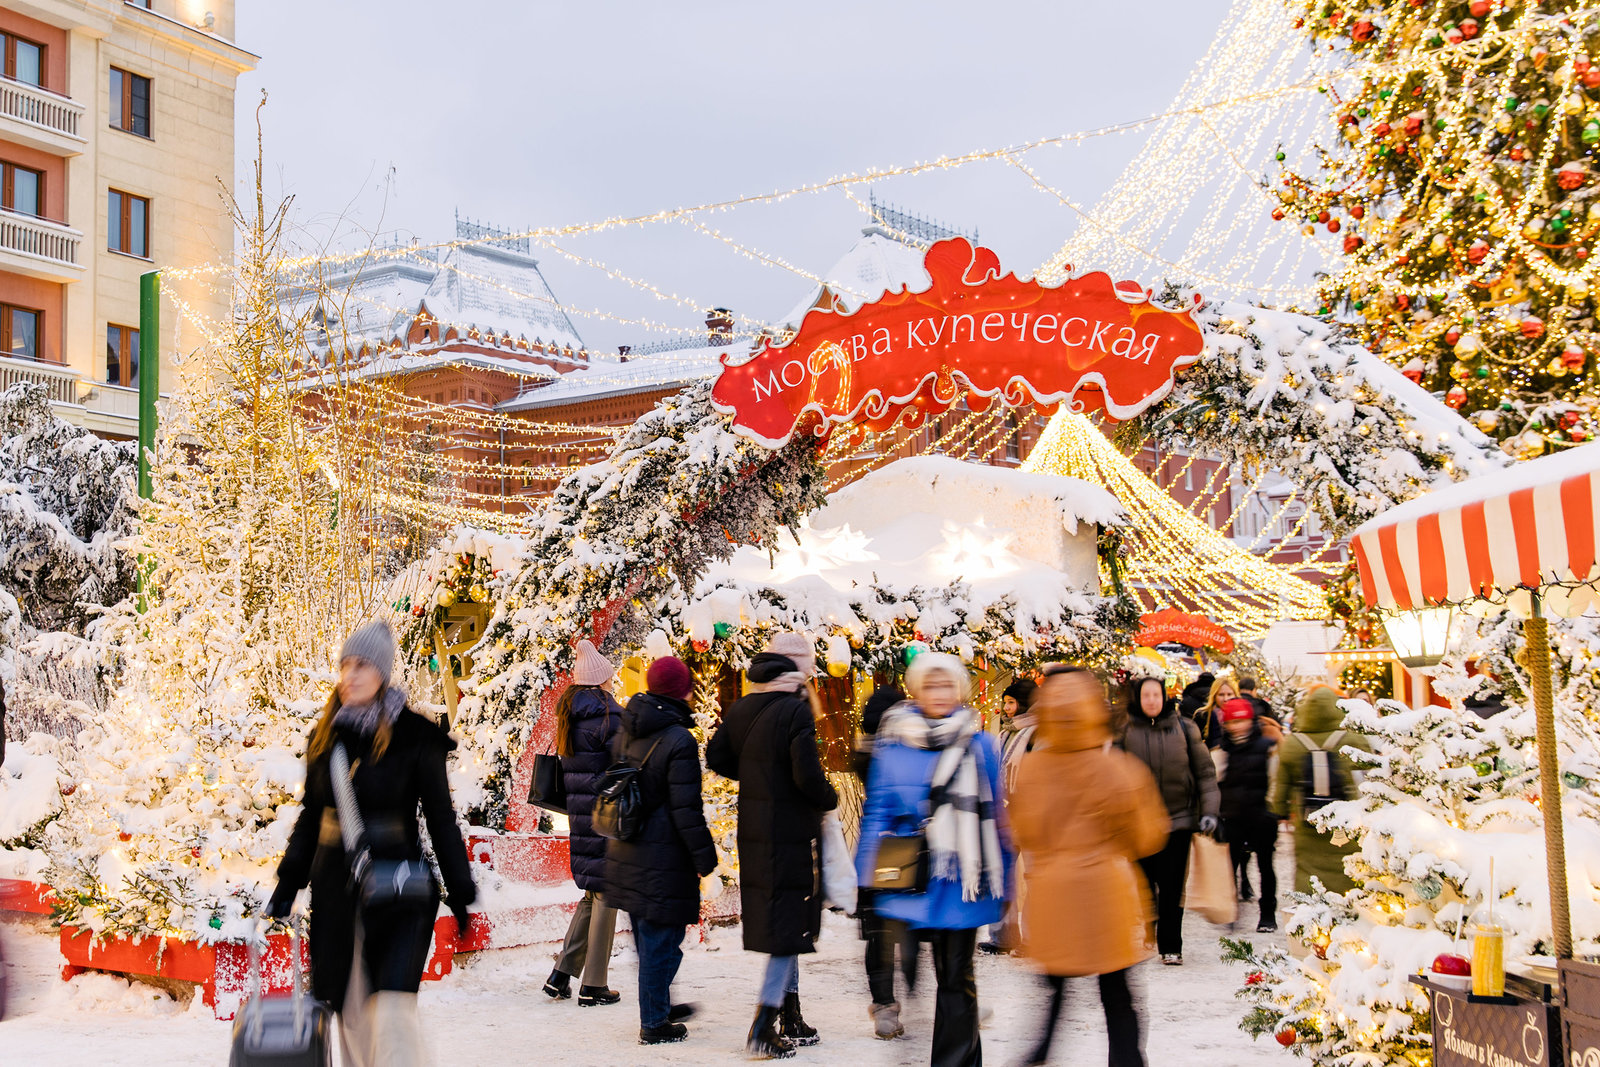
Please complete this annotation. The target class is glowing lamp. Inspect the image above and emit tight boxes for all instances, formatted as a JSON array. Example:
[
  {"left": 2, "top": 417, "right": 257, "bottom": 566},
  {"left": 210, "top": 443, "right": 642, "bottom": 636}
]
[{"left": 1381, "top": 607, "right": 1457, "bottom": 668}]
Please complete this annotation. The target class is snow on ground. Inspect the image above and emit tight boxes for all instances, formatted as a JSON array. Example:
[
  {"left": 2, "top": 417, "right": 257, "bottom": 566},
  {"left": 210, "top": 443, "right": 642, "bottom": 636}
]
[{"left": 0, "top": 871, "right": 1292, "bottom": 1067}]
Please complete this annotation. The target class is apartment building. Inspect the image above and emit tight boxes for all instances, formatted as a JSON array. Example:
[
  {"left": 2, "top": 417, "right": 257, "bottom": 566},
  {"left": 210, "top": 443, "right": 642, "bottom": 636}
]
[{"left": 0, "top": 0, "right": 254, "bottom": 437}]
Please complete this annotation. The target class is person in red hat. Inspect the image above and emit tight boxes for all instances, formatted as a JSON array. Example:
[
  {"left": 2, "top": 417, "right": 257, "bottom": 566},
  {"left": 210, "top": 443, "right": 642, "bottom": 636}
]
[
  {"left": 604, "top": 656, "right": 718, "bottom": 1046},
  {"left": 1216, "top": 698, "right": 1279, "bottom": 933}
]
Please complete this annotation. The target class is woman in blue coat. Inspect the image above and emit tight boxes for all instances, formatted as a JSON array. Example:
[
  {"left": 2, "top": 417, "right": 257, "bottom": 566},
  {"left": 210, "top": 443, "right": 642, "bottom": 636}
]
[
  {"left": 542, "top": 640, "right": 624, "bottom": 1006},
  {"left": 856, "top": 652, "right": 1012, "bottom": 1067}
]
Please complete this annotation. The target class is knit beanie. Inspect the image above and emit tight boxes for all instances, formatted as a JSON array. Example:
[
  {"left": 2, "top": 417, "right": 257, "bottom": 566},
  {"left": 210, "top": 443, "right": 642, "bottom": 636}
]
[
  {"left": 645, "top": 656, "right": 694, "bottom": 700},
  {"left": 1002, "top": 678, "right": 1037, "bottom": 708},
  {"left": 340, "top": 619, "right": 396, "bottom": 686},
  {"left": 766, "top": 631, "right": 816, "bottom": 679},
  {"left": 571, "top": 639, "right": 614, "bottom": 687}
]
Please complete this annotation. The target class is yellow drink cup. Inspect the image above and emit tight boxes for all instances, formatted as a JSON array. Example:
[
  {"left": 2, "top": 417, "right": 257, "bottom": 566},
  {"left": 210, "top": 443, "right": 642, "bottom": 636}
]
[{"left": 1472, "top": 923, "right": 1505, "bottom": 997}]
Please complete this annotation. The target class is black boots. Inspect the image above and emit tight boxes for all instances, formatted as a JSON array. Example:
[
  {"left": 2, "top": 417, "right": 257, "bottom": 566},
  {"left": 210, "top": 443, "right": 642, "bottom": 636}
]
[
  {"left": 578, "top": 984, "right": 621, "bottom": 1006},
  {"left": 747, "top": 1005, "right": 796, "bottom": 1059},
  {"left": 779, "top": 991, "right": 819, "bottom": 1046},
  {"left": 639, "top": 1022, "right": 688, "bottom": 1044},
  {"left": 542, "top": 969, "right": 571, "bottom": 1000}
]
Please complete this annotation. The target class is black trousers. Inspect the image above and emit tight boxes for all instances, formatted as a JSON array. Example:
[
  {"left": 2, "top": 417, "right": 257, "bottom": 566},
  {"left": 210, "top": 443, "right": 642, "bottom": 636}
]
[
  {"left": 928, "top": 927, "right": 981, "bottom": 1067},
  {"left": 859, "top": 890, "right": 896, "bottom": 1006},
  {"left": 1031, "top": 970, "right": 1144, "bottom": 1067},
  {"left": 1138, "top": 828, "right": 1192, "bottom": 956},
  {"left": 1226, "top": 814, "right": 1278, "bottom": 922}
]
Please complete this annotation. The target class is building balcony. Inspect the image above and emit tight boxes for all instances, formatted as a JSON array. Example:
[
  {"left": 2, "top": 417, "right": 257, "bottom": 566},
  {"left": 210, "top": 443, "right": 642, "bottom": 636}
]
[
  {"left": 0, "top": 76, "right": 86, "bottom": 156},
  {"left": 0, "top": 352, "right": 78, "bottom": 406},
  {"left": 0, "top": 209, "right": 83, "bottom": 282}
]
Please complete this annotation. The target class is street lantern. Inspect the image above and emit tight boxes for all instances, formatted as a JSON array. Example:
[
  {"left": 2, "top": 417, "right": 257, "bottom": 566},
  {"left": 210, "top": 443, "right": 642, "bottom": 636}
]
[{"left": 1380, "top": 606, "right": 1458, "bottom": 669}]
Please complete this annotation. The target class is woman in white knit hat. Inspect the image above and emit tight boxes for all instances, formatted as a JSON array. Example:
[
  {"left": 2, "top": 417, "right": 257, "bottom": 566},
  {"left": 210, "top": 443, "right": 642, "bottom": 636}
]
[{"left": 542, "top": 639, "right": 626, "bottom": 1006}]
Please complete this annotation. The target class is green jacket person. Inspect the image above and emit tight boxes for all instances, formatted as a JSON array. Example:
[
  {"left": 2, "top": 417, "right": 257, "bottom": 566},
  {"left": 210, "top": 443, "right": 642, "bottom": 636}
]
[{"left": 1270, "top": 685, "right": 1373, "bottom": 894}]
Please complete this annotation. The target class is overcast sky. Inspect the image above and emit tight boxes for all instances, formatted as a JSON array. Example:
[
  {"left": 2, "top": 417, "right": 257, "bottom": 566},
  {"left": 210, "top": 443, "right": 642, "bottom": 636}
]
[{"left": 235, "top": 1, "right": 1230, "bottom": 354}]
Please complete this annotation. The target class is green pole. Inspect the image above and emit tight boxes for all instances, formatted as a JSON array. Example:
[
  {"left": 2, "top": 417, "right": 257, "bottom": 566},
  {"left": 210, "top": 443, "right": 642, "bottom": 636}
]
[
  {"left": 136, "top": 271, "right": 159, "bottom": 607},
  {"left": 137, "top": 271, "right": 159, "bottom": 500}
]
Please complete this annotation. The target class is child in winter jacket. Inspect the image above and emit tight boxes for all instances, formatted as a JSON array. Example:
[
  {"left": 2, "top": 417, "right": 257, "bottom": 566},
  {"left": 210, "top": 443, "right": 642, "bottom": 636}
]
[{"left": 1217, "top": 698, "right": 1278, "bottom": 932}]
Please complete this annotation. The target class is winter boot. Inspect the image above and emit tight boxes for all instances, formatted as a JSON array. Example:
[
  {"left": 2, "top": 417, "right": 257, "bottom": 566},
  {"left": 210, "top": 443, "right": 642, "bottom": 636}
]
[
  {"left": 869, "top": 1001, "right": 904, "bottom": 1040},
  {"left": 668, "top": 1003, "right": 698, "bottom": 1023},
  {"left": 779, "top": 991, "right": 819, "bottom": 1046},
  {"left": 638, "top": 1022, "right": 688, "bottom": 1044},
  {"left": 746, "top": 1005, "right": 796, "bottom": 1059},
  {"left": 542, "top": 969, "right": 571, "bottom": 1000},
  {"left": 578, "top": 985, "right": 621, "bottom": 1006}
]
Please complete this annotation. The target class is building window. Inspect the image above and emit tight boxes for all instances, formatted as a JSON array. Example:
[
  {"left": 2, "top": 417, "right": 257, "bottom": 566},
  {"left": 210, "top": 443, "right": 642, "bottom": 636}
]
[
  {"left": 2, "top": 304, "right": 41, "bottom": 360},
  {"left": 108, "top": 189, "right": 150, "bottom": 257},
  {"left": 106, "top": 323, "right": 139, "bottom": 385},
  {"left": 1005, "top": 410, "right": 1021, "bottom": 461},
  {"left": 110, "top": 68, "right": 152, "bottom": 137},
  {"left": 2, "top": 33, "right": 44, "bottom": 87},
  {"left": 1, "top": 161, "right": 41, "bottom": 217}
]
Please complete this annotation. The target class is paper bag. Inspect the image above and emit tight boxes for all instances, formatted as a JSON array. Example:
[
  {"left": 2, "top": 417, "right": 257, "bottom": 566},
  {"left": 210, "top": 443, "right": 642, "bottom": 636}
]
[
  {"left": 1183, "top": 833, "right": 1238, "bottom": 925},
  {"left": 820, "top": 810, "right": 857, "bottom": 915}
]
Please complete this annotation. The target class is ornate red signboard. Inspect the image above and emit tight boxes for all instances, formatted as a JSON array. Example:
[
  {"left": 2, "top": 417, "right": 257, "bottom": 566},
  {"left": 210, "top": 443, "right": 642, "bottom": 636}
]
[
  {"left": 710, "top": 237, "right": 1206, "bottom": 447},
  {"left": 1136, "top": 608, "right": 1235, "bottom": 654}
]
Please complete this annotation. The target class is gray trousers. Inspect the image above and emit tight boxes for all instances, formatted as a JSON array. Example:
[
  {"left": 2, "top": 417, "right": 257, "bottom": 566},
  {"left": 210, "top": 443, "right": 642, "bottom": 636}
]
[{"left": 554, "top": 891, "right": 616, "bottom": 987}]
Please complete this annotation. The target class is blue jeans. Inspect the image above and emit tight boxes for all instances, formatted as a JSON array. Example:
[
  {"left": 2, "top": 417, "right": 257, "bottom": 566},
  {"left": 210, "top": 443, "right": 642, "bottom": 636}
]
[
  {"left": 630, "top": 916, "right": 686, "bottom": 1029},
  {"left": 760, "top": 954, "right": 799, "bottom": 1007}
]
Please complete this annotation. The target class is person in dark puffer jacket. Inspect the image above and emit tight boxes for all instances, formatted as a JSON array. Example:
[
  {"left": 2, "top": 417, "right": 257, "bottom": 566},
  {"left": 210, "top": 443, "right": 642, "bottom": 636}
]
[
  {"left": 542, "top": 640, "right": 625, "bottom": 1006},
  {"left": 604, "top": 656, "right": 718, "bottom": 1047},
  {"left": 1121, "top": 676, "right": 1218, "bottom": 966},
  {"left": 707, "top": 631, "right": 839, "bottom": 1058},
  {"left": 1217, "top": 698, "right": 1279, "bottom": 933},
  {"left": 269, "top": 619, "right": 476, "bottom": 1067}
]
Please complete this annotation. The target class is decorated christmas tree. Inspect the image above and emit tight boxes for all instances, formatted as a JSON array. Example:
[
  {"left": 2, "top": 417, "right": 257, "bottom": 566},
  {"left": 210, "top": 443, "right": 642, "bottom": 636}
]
[
  {"left": 1224, "top": 613, "right": 1600, "bottom": 1064},
  {"left": 1277, "top": 1, "right": 1600, "bottom": 453}
]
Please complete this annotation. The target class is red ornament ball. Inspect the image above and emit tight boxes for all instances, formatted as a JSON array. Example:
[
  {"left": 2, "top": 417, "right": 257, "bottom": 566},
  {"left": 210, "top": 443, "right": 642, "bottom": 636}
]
[
  {"left": 1445, "top": 328, "right": 1462, "bottom": 346},
  {"left": 1521, "top": 316, "right": 1546, "bottom": 339},
  {"left": 59, "top": 783, "right": 76, "bottom": 797},
  {"left": 1459, "top": 17, "right": 1478, "bottom": 38},
  {"left": 118, "top": 831, "right": 132, "bottom": 842},
  {"left": 1564, "top": 345, "right": 1587, "bottom": 369},
  {"left": 1343, "top": 234, "right": 1363, "bottom": 254},
  {"left": 1579, "top": 54, "right": 1595, "bottom": 75},
  {"left": 1352, "top": 18, "right": 1374, "bottom": 41},
  {"left": 1469, "top": 0, "right": 1490, "bottom": 13},
  {"left": 1326, "top": 219, "right": 1341, "bottom": 233},
  {"left": 1350, "top": 204, "right": 1365, "bottom": 220},
  {"left": 1316, "top": 210, "right": 1330, "bottom": 223},
  {"left": 1587, "top": 69, "right": 1600, "bottom": 89},
  {"left": 190, "top": 847, "right": 202, "bottom": 859},
  {"left": 1271, "top": 208, "right": 1285, "bottom": 221},
  {"left": 1276, "top": 1027, "right": 1298, "bottom": 1047},
  {"left": 1446, "top": 386, "right": 1468, "bottom": 410}
]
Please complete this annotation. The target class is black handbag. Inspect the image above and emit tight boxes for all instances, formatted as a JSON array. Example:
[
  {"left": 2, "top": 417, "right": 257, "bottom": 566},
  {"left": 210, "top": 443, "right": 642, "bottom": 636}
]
[
  {"left": 592, "top": 736, "right": 663, "bottom": 842},
  {"left": 329, "top": 742, "right": 437, "bottom": 912},
  {"left": 528, "top": 750, "right": 567, "bottom": 813},
  {"left": 229, "top": 917, "right": 333, "bottom": 1067}
]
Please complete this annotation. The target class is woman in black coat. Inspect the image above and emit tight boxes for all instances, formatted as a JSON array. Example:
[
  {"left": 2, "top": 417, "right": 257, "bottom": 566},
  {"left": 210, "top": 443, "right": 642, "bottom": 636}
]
[
  {"left": 706, "top": 632, "right": 838, "bottom": 1057},
  {"left": 269, "top": 619, "right": 476, "bottom": 1067},
  {"left": 604, "top": 657, "right": 718, "bottom": 1046},
  {"left": 542, "top": 640, "right": 624, "bottom": 1006}
]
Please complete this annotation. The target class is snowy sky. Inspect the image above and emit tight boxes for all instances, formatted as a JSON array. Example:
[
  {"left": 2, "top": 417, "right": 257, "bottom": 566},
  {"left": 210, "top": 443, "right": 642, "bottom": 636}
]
[{"left": 235, "top": 0, "right": 1229, "bottom": 353}]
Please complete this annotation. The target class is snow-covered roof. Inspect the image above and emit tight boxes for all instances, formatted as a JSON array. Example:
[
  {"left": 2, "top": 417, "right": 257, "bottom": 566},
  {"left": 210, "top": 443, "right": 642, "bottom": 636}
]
[
  {"left": 684, "top": 456, "right": 1124, "bottom": 640},
  {"left": 774, "top": 228, "right": 933, "bottom": 330},
  {"left": 497, "top": 343, "right": 729, "bottom": 412}
]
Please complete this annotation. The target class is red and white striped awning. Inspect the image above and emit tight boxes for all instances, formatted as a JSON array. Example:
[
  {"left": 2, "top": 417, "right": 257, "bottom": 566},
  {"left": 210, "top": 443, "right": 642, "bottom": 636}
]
[{"left": 1350, "top": 440, "right": 1600, "bottom": 617}]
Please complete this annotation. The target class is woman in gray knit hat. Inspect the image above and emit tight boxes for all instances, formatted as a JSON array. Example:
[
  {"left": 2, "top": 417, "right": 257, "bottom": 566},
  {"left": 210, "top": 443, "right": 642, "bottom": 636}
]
[{"left": 268, "top": 618, "right": 477, "bottom": 1067}]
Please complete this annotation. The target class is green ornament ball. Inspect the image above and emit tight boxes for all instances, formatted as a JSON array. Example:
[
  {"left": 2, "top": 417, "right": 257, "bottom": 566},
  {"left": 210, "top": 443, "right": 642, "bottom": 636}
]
[
  {"left": 1357, "top": 107, "right": 1369, "bottom": 117},
  {"left": 1476, "top": 366, "right": 1491, "bottom": 379},
  {"left": 1504, "top": 96, "right": 1520, "bottom": 113},
  {"left": 210, "top": 914, "right": 223, "bottom": 929},
  {"left": 713, "top": 621, "right": 732, "bottom": 639},
  {"left": 1500, "top": 400, "right": 1514, "bottom": 410},
  {"left": 1275, "top": 151, "right": 1286, "bottom": 162},
  {"left": 428, "top": 655, "right": 439, "bottom": 672},
  {"left": 1561, "top": 208, "right": 1574, "bottom": 220},
  {"left": 1416, "top": 874, "right": 1444, "bottom": 900}
]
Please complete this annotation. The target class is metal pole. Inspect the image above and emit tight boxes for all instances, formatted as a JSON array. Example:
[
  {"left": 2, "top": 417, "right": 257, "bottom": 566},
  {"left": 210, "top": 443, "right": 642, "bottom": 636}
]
[
  {"left": 137, "top": 271, "right": 159, "bottom": 500},
  {"left": 1526, "top": 592, "right": 1572, "bottom": 959}
]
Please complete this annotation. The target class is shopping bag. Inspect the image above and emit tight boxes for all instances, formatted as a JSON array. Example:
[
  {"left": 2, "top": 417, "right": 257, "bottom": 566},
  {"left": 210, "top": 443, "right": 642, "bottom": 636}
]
[
  {"left": 1182, "top": 833, "right": 1238, "bottom": 925},
  {"left": 527, "top": 751, "right": 567, "bottom": 813},
  {"left": 820, "top": 809, "right": 858, "bottom": 915}
]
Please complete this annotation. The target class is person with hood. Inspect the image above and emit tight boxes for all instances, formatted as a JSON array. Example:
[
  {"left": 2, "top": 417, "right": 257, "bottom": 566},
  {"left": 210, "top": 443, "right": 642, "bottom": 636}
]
[
  {"left": 1177, "top": 671, "right": 1214, "bottom": 721},
  {"left": 542, "top": 640, "right": 624, "bottom": 1006},
  {"left": 1270, "top": 685, "right": 1373, "bottom": 895},
  {"left": 1121, "top": 676, "right": 1219, "bottom": 965},
  {"left": 268, "top": 619, "right": 476, "bottom": 1067},
  {"left": 1011, "top": 665, "right": 1168, "bottom": 1067},
  {"left": 852, "top": 684, "right": 914, "bottom": 1040},
  {"left": 707, "top": 631, "right": 839, "bottom": 1058},
  {"left": 1216, "top": 698, "right": 1278, "bottom": 933},
  {"left": 604, "top": 656, "right": 719, "bottom": 1046},
  {"left": 855, "top": 652, "right": 1013, "bottom": 1067},
  {"left": 982, "top": 676, "right": 1038, "bottom": 957}
]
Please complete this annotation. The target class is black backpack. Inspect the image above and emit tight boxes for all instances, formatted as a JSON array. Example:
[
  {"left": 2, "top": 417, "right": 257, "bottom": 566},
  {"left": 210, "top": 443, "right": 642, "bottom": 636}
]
[
  {"left": 592, "top": 736, "right": 663, "bottom": 842},
  {"left": 1295, "top": 731, "right": 1349, "bottom": 814}
]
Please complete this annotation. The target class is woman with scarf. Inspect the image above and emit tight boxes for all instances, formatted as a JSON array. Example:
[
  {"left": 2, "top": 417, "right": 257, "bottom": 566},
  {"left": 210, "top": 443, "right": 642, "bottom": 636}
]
[
  {"left": 854, "top": 652, "right": 1012, "bottom": 1067},
  {"left": 268, "top": 619, "right": 476, "bottom": 1067},
  {"left": 707, "top": 631, "right": 838, "bottom": 1059}
]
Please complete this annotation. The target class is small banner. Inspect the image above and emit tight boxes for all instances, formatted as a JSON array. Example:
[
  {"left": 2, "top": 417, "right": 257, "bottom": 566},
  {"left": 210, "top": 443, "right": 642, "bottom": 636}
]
[
  {"left": 710, "top": 238, "right": 1205, "bottom": 447},
  {"left": 1134, "top": 608, "right": 1235, "bottom": 654}
]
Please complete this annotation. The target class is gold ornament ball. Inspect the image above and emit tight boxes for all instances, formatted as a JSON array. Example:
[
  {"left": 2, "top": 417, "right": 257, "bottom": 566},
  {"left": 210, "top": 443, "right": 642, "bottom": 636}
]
[
  {"left": 438, "top": 588, "right": 458, "bottom": 608},
  {"left": 469, "top": 584, "right": 488, "bottom": 603},
  {"left": 827, "top": 660, "right": 851, "bottom": 679}
]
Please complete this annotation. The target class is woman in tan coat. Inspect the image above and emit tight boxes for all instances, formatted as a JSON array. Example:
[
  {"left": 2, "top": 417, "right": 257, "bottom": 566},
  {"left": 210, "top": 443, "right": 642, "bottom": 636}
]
[{"left": 1011, "top": 665, "right": 1169, "bottom": 1067}]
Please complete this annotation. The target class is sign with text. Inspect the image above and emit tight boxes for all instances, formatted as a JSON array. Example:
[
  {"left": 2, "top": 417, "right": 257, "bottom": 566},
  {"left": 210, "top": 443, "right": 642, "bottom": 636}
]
[
  {"left": 710, "top": 237, "right": 1206, "bottom": 447},
  {"left": 1419, "top": 980, "right": 1557, "bottom": 1067},
  {"left": 1135, "top": 608, "right": 1235, "bottom": 654}
]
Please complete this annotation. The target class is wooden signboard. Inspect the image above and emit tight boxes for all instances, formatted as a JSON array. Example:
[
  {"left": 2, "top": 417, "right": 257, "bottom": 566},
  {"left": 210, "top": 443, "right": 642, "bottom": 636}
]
[{"left": 1414, "top": 976, "right": 1558, "bottom": 1067}]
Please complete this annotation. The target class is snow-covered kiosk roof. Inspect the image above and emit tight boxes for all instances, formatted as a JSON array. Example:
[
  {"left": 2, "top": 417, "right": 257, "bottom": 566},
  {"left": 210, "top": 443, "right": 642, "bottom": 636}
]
[{"left": 677, "top": 457, "right": 1128, "bottom": 664}]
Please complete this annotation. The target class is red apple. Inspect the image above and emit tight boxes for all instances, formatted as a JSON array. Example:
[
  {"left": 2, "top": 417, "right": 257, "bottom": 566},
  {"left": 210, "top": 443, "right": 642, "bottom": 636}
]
[{"left": 1432, "top": 953, "right": 1472, "bottom": 976}]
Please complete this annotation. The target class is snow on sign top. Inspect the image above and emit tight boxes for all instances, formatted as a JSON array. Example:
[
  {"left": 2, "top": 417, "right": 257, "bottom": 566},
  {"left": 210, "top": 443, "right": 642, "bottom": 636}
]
[
  {"left": 686, "top": 456, "right": 1123, "bottom": 641},
  {"left": 710, "top": 237, "right": 1205, "bottom": 448}
]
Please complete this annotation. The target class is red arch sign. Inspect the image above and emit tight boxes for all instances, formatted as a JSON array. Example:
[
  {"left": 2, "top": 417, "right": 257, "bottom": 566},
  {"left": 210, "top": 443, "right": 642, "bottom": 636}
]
[{"left": 710, "top": 237, "right": 1206, "bottom": 447}]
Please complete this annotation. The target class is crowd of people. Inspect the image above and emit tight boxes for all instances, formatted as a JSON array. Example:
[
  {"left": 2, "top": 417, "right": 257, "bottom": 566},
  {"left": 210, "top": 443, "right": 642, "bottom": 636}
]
[{"left": 264, "top": 619, "right": 1375, "bottom": 1066}]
